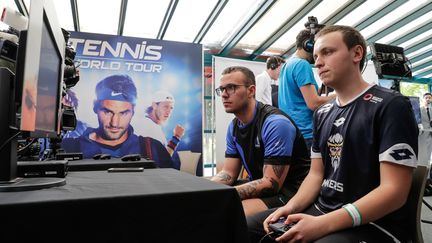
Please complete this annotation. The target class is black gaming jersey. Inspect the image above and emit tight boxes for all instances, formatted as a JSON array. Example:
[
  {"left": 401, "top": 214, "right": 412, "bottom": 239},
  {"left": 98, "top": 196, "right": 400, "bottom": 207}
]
[{"left": 311, "top": 85, "right": 418, "bottom": 232}]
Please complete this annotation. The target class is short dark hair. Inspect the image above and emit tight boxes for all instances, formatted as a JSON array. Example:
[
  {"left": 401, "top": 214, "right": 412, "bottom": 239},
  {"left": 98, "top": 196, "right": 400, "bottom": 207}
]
[
  {"left": 266, "top": 56, "right": 285, "bottom": 70},
  {"left": 315, "top": 25, "right": 367, "bottom": 71},
  {"left": 95, "top": 74, "right": 137, "bottom": 104},
  {"left": 424, "top": 92, "right": 432, "bottom": 97},
  {"left": 296, "top": 29, "right": 312, "bottom": 49},
  {"left": 93, "top": 74, "right": 137, "bottom": 113},
  {"left": 221, "top": 66, "right": 255, "bottom": 86}
]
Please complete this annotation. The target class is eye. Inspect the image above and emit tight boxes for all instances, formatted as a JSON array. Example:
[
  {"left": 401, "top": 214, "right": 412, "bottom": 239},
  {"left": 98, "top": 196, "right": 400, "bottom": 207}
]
[
  {"left": 323, "top": 49, "right": 333, "bottom": 56},
  {"left": 226, "top": 84, "right": 236, "bottom": 90}
]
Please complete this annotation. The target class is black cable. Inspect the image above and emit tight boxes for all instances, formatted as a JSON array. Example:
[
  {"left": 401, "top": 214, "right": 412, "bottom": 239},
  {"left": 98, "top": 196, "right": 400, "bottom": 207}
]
[
  {"left": 379, "top": 58, "right": 412, "bottom": 78},
  {"left": 16, "top": 138, "right": 37, "bottom": 154},
  {"left": 258, "top": 232, "right": 275, "bottom": 243},
  {"left": 0, "top": 131, "right": 21, "bottom": 152},
  {"left": 361, "top": 57, "right": 368, "bottom": 75}
]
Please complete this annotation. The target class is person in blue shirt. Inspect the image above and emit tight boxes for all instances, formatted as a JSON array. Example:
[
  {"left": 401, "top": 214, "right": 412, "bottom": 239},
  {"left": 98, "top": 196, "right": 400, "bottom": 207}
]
[
  {"left": 61, "top": 74, "right": 173, "bottom": 168},
  {"left": 278, "top": 29, "right": 335, "bottom": 150},
  {"left": 211, "top": 66, "right": 310, "bottom": 217}
]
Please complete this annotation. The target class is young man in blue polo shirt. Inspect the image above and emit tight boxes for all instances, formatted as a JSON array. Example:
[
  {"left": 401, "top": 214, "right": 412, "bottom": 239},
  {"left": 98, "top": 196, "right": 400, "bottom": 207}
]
[{"left": 211, "top": 66, "right": 310, "bottom": 217}]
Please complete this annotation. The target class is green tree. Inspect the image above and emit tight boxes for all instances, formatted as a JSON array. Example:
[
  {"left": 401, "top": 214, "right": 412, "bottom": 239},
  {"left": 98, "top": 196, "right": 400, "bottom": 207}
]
[{"left": 400, "top": 82, "right": 429, "bottom": 98}]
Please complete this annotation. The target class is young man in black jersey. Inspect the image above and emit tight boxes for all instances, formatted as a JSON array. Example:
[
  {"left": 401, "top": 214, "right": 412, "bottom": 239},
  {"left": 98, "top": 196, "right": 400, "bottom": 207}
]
[{"left": 248, "top": 25, "right": 418, "bottom": 242}]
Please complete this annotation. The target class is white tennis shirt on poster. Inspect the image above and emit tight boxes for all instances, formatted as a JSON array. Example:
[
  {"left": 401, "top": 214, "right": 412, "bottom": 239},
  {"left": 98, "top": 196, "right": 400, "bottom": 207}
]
[{"left": 136, "top": 116, "right": 167, "bottom": 146}]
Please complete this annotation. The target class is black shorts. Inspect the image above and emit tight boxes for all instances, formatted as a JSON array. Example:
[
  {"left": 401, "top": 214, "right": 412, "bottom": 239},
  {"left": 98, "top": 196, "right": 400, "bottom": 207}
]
[{"left": 260, "top": 191, "right": 293, "bottom": 208}]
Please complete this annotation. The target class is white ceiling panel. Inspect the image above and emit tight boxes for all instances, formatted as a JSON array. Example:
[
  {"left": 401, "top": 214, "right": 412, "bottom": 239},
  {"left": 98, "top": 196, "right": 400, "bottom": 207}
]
[{"left": 4, "top": 0, "right": 432, "bottom": 81}]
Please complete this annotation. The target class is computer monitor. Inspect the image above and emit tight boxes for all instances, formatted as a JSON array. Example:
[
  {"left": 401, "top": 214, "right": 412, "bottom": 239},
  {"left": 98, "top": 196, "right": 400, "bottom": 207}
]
[
  {"left": 370, "top": 43, "right": 411, "bottom": 78},
  {"left": 0, "top": 0, "right": 66, "bottom": 191},
  {"left": 15, "top": 0, "right": 64, "bottom": 137}
]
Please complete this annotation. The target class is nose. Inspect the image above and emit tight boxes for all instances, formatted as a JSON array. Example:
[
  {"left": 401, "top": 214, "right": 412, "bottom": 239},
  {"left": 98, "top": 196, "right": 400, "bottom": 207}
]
[
  {"left": 314, "top": 55, "right": 323, "bottom": 69},
  {"left": 110, "top": 113, "right": 120, "bottom": 127},
  {"left": 221, "top": 88, "right": 230, "bottom": 97}
]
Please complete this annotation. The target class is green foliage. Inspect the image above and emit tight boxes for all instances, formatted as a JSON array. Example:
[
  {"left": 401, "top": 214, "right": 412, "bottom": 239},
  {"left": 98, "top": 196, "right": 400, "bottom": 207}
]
[{"left": 400, "top": 82, "right": 429, "bottom": 98}]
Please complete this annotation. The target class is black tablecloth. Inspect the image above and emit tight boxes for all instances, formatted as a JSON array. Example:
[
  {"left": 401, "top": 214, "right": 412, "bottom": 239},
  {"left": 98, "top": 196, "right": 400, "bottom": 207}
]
[{"left": 0, "top": 169, "right": 248, "bottom": 243}]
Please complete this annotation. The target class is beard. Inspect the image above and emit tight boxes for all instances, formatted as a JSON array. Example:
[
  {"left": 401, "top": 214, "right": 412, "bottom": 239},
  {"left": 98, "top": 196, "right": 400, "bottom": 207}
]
[
  {"left": 224, "top": 99, "right": 248, "bottom": 115},
  {"left": 99, "top": 126, "right": 128, "bottom": 141}
]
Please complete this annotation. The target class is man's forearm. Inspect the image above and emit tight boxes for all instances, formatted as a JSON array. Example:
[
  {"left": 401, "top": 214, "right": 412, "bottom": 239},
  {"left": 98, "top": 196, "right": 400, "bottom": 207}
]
[
  {"left": 211, "top": 171, "right": 235, "bottom": 185},
  {"left": 284, "top": 168, "right": 322, "bottom": 213},
  {"left": 235, "top": 176, "right": 279, "bottom": 200}
]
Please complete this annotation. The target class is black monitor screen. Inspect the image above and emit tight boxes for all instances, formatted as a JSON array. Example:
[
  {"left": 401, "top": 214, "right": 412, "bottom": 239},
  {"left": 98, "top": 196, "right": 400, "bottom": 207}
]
[
  {"left": 15, "top": 0, "right": 65, "bottom": 137},
  {"left": 370, "top": 43, "right": 411, "bottom": 78},
  {"left": 34, "top": 14, "right": 62, "bottom": 133}
]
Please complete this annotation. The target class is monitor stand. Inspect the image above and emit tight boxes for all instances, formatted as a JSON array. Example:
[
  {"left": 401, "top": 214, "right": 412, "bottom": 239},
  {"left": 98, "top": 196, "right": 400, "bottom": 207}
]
[
  {"left": 0, "top": 177, "right": 66, "bottom": 192},
  {"left": 0, "top": 68, "right": 66, "bottom": 192}
]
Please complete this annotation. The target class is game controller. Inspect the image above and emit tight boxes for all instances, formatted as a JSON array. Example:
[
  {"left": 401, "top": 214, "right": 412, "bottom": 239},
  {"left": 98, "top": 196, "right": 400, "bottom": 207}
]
[
  {"left": 121, "top": 154, "right": 141, "bottom": 161},
  {"left": 269, "top": 217, "right": 296, "bottom": 236},
  {"left": 93, "top": 153, "right": 111, "bottom": 160}
]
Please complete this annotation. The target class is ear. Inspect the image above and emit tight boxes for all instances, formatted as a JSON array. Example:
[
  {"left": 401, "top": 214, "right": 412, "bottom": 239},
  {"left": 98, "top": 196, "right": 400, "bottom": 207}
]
[
  {"left": 352, "top": 45, "right": 364, "bottom": 65},
  {"left": 248, "top": 85, "right": 256, "bottom": 98}
]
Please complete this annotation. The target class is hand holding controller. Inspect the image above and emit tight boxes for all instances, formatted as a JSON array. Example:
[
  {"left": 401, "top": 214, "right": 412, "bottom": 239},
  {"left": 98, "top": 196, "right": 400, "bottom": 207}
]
[{"left": 268, "top": 217, "right": 296, "bottom": 236}]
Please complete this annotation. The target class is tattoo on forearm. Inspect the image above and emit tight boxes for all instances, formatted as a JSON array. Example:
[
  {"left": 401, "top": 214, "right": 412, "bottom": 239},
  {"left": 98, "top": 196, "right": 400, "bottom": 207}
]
[
  {"left": 215, "top": 172, "right": 232, "bottom": 183},
  {"left": 237, "top": 179, "right": 261, "bottom": 200},
  {"left": 272, "top": 165, "right": 285, "bottom": 178},
  {"left": 236, "top": 177, "right": 279, "bottom": 200}
]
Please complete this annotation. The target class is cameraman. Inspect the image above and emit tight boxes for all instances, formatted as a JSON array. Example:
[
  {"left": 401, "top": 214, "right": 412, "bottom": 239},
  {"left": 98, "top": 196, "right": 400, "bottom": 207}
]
[{"left": 278, "top": 28, "right": 335, "bottom": 151}]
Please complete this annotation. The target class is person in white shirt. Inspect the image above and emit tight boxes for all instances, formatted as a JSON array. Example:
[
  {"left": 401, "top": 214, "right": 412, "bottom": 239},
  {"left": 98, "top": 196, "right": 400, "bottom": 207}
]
[
  {"left": 136, "top": 90, "right": 185, "bottom": 156},
  {"left": 255, "top": 56, "right": 285, "bottom": 106}
]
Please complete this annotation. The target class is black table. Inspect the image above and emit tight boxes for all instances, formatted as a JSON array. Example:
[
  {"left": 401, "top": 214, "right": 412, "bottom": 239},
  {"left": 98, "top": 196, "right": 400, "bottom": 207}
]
[{"left": 0, "top": 169, "right": 248, "bottom": 243}]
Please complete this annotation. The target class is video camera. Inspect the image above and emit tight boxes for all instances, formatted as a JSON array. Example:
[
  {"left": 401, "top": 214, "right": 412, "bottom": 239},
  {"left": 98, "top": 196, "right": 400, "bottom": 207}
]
[
  {"left": 302, "top": 17, "right": 333, "bottom": 96},
  {"left": 62, "top": 29, "right": 80, "bottom": 89},
  {"left": 302, "top": 16, "right": 325, "bottom": 54},
  {"left": 304, "top": 16, "right": 325, "bottom": 35},
  {"left": 60, "top": 29, "right": 79, "bottom": 133}
]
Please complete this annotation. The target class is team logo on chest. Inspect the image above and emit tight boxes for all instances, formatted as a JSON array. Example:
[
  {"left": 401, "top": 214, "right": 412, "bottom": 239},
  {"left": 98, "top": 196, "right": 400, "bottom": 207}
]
[
  {"left": 333, "top": 117, "right": 345, "bottom": 127},
  {"left": 318, "top": 103, "right": 333, "bottom": 113},
  {"left": 363, "top": 93, "right": 383, "bottom": 103},
  {"left": 327, "top": 133, "right": 344, "bottom": 172}
]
